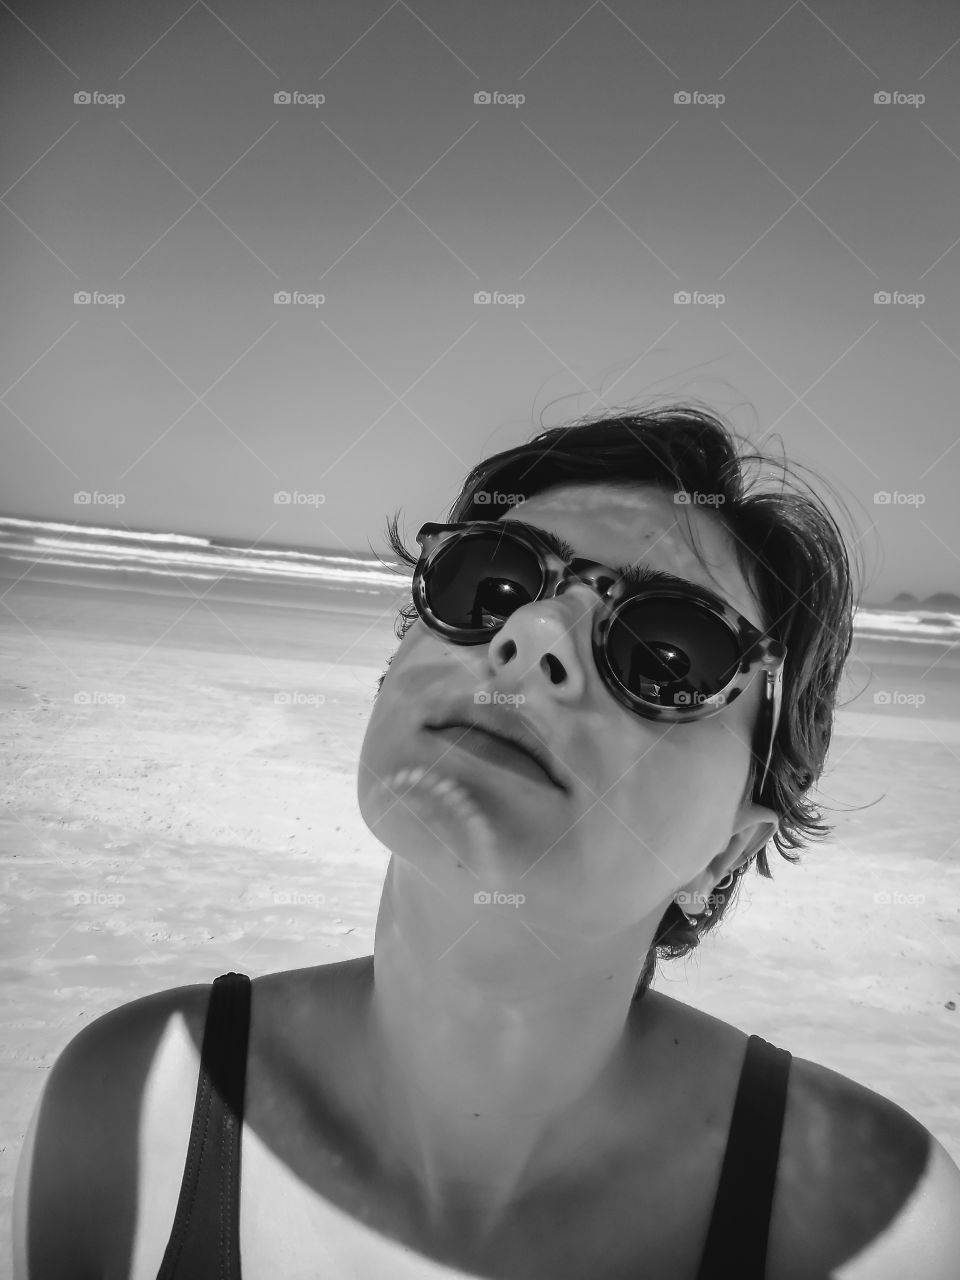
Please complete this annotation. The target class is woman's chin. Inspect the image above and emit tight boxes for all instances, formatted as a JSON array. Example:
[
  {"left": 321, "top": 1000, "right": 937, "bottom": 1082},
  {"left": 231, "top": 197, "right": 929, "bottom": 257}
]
[{"left": 362, "top": 766, "right": 499, "bottom": 869}]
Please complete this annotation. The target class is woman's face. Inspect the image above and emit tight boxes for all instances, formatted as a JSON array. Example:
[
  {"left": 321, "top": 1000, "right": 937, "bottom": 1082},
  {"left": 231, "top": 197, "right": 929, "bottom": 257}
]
[{"left": 358, "top": 482, "right": 772, "bottom": 940}]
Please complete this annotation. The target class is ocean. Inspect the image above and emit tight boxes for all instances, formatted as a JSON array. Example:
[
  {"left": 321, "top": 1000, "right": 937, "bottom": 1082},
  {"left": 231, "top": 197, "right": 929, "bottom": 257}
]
[{"left": 1, "top": 514, "right": 958, "bottom": 721}]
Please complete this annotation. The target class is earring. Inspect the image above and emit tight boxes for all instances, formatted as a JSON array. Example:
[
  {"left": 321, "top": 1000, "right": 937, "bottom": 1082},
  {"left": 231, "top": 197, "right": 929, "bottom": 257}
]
[{"left": 678, "top": 869, "right": 736, "bottom": 927}]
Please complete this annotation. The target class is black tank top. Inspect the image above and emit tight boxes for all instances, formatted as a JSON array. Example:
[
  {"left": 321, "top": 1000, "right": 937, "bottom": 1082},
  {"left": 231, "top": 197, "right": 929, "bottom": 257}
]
[{"left": 156, "top": 972, "right": 792, "bottom": 1279}]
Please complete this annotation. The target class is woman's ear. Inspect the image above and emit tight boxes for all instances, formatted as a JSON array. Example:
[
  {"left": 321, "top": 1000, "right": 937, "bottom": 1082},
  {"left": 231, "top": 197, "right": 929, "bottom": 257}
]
[
  {"left": 732, "top": 801, "right": 780, "bottom": 861},
  {"left": 695, "top": 813, "right": 779, "bottom": 893}
]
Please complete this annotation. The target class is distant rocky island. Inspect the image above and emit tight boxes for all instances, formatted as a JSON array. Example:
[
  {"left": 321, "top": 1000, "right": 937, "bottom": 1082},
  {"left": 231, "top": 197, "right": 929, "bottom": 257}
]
[{"left": 867, "top": 592, "right": 960, "bottom": 612}]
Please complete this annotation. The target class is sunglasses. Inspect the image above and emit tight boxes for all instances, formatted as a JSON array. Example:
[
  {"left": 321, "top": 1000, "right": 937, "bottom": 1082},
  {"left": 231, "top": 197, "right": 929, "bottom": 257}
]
[{"left": 412, "top": 520, "right": 787, "bottom": 806}]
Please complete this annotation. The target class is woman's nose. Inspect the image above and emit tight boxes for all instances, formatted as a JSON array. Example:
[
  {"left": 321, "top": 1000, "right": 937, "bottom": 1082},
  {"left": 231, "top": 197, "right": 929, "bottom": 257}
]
[{"left": 485, "top": 585, "right": 597, "bottom": 703}]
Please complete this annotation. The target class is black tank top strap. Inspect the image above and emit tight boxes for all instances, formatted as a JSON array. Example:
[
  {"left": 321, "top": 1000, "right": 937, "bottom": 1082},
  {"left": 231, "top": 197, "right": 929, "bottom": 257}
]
[
  {"left": 156, "top": 971, "right": 251, "bottom": 1280},
  {"left": 695, "top": 1033, "right": 792, "bottom": 1279}
]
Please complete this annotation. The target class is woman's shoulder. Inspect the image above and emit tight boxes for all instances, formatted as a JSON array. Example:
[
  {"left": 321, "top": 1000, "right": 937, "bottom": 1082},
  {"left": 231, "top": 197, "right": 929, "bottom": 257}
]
[
  {"left": 13, "top": 964, "right": 353, "bottom": 1280},
  {"left": 766, "top": 1048, "right": 954, "bottom": 1278},
  {"left": 74, "top": 957, "right": 360, "bottom": 1042},
  {"left": 650, "top": 996, "right": 958, "bottom": 1277},
  {"left": 40, "top": 959, "right": 363, "bottom": 1092},
  {"left": 652, "top": 990, "right": 926, "bottom": 1134},
  {"left": 666, "top": 1000, "right": 939, "bottom": 1211},
  {"left": 13, "top": 978, "right": 211, "bottom": 1280}
]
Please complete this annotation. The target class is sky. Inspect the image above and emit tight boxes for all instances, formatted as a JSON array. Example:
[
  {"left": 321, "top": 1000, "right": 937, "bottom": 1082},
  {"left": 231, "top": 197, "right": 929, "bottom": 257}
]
[{"left": 1, "top": 0, "right": 959, "bottom": 601}]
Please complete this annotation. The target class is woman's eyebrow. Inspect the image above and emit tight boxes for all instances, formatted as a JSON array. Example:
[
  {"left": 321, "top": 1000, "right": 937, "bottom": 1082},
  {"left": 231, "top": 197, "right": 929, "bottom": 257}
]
[{"left": 506, "top": 519, "right": 721, "bottom": 603}]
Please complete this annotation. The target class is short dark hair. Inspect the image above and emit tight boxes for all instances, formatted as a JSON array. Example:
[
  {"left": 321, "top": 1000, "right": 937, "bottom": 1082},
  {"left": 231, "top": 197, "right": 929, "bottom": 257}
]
[{"left": 374, "top": 402, "right": 861, "bottom": 999}]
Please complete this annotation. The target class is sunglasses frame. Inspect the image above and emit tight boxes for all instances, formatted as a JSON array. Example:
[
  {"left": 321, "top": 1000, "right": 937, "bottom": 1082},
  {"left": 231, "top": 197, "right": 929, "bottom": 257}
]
[{"left": 413, "top": 520, "right": 787, "bottom": 807}]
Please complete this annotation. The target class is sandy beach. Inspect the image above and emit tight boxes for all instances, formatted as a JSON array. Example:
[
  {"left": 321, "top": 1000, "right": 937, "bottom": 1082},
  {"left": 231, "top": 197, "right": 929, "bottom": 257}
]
[{"left": 2, "top": 570, "right": 959, "bottom": 1270}]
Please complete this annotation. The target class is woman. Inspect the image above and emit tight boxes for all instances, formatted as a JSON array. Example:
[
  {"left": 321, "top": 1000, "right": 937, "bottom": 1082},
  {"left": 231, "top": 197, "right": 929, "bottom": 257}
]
[{"left": 14, "top": 406, "right": 960, "bottom": 1279}]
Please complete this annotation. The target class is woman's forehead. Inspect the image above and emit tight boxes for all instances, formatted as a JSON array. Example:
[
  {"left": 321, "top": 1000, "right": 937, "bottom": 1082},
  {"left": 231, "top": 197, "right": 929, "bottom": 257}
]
[{"left": 500, "top": 485, "right": 763, "bottom": 627}]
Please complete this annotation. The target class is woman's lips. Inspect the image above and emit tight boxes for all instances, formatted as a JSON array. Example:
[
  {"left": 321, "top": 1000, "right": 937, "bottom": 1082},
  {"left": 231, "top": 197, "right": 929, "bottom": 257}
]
[{"left": 427, "top": 724, "right": 566, "bottom": 791}]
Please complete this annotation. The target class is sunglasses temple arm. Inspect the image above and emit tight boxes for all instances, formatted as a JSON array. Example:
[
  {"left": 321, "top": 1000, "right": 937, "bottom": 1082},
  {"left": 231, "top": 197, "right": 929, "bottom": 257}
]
[{"left": 755, "top": 663, "right": 783, "bottom": 806}]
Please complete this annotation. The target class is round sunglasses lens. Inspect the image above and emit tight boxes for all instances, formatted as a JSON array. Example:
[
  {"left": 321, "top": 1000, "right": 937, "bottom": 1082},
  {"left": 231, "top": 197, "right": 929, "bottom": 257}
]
[
  {"left": 606, "top": 596, "right": 740, "bottom": 706},
  {"left": 424, "top": 531, "right": 542, "bottom": 630}
]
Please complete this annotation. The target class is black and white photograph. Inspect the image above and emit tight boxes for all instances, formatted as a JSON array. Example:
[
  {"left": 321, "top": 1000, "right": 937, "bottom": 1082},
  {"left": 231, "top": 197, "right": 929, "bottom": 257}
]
[{"left": 4, "top": 3, "right": 960, "bottom": 1277}]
